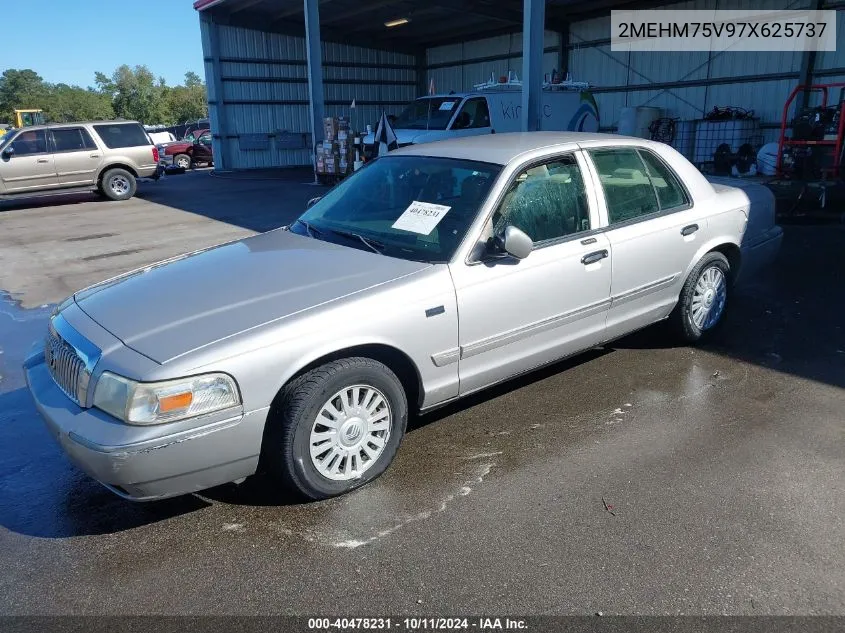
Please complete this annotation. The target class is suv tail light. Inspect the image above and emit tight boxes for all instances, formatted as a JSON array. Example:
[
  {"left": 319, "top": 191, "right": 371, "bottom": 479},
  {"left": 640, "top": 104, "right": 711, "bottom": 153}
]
[{"left": 152, "top": 146, "right": 160, "bottom": 162}]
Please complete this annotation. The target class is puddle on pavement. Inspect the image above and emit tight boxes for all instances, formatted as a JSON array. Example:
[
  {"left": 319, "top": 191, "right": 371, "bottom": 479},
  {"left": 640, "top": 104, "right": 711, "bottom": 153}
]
[{"left": 0, "top": 290, "right": 53, "bottom": 393}]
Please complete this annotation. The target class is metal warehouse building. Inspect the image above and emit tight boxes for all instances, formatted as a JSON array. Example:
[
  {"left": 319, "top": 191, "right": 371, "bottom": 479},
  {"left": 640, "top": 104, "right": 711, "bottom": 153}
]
[{"left": 194, "top": 0, "right": 845, "bottom": 172}]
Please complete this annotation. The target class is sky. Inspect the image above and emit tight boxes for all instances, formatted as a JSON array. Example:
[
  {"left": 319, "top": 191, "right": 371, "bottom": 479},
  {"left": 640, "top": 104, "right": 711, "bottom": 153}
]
[{"left": 3, "top": 0, "right": 204, "bottom": 88}]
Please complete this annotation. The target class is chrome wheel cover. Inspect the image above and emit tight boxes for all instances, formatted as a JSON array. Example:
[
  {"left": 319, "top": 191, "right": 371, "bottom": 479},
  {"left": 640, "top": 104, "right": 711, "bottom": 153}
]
[
  {"left": 691, "top": 266, "right": 726, "bottom": 330},
  {"left": 309, "top": 385, "right": 391, "bottom": 481},
  {"left": 110, "top": 174, "right": 130, "bottom": 196},
  {"left": 175, "top": 156, "right": 190, "bottom": 168}
]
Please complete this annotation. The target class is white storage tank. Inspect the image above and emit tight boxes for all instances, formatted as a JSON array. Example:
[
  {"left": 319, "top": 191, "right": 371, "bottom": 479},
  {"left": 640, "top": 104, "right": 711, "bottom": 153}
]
[{"left": 618, "top": 106, "right": 662, "bottom": 139}]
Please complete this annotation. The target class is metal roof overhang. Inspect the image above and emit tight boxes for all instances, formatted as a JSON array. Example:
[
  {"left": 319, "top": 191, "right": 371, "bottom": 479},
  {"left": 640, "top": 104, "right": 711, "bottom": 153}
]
[{"left": 194, "top": 0, "right": 656, "bottom": 53}]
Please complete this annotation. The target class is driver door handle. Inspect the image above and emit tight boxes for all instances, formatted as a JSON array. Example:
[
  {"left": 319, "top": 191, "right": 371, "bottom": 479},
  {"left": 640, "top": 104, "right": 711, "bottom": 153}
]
[
  {"left": 681, "top": 224, "right": 699, "bottom": 236},
  {"left": 36, "top": 158, "right": 49, "bottom": 163},
  {"left": 581, "top": 249, "right": 609, "bottom": 265}
]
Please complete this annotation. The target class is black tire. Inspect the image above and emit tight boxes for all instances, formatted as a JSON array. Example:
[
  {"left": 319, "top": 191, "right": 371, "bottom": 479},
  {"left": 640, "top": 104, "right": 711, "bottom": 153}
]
[
  {"left": 263, "top": 357, "right": 408, "bottom": 500},
  {"left": 671, "top": 251, "right": 731, "bottom": 343},
  {"left": 173, "top": 153, "right": 192, "bottom": 169},
  {"left": 100, "top": 168, "right": 137, "bottom": 201}
]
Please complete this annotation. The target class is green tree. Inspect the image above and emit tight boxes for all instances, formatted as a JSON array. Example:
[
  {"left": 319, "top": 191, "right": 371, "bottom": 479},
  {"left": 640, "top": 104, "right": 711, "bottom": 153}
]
[
  {"left": 165, "top": 71, "right": 207, "bottom": 123},
  {"left": 43, "top": 84, "right": 114, "bottom": 122},
  {"left": 95, "top": 64, "right": 168, "bottom": 124},
  {"left": 0, "top": 69, "right": 48, "bottom": 122}
]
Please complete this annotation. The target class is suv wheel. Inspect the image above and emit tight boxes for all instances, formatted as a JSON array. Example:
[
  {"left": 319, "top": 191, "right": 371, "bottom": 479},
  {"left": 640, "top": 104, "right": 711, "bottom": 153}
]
[
  {"left": 263, "top": 357, "right": 408, "bottom": 500},
  {"left": 100, "top": 168, "right": 137, "bottom": 201}
]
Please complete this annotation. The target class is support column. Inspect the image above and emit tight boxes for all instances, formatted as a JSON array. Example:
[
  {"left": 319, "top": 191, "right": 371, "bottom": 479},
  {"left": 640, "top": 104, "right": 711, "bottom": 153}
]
[
  {"left": 521, "top": 0, "right": 546, "bottom": 132},
  {"left": 416, "top": 49, "right": 428, "bottom": 98},
  {"left": 558, "top": 22, "right": 569, "bottom": 77},
  {"left": 203, "top": 11, "right": 228, "bottom": 170},
  {"left": 304, "top": 0, "right": 325, "bottom": 163}
]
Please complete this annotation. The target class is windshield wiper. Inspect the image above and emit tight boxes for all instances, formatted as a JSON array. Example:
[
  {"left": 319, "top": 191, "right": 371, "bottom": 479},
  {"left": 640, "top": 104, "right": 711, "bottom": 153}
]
[
  {"left": 327, "top": 228, "right": 386, "bottom": 255},
  {"left": 295, "top": 219, "right": 322, "bottom": 239}
]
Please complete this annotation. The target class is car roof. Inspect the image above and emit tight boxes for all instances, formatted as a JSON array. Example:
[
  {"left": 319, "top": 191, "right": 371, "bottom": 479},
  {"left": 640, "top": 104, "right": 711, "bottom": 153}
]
[
  {"left": 7, "top": 121, "right": 142, "bottom": 132},
  {"left": 392, "top": 132, "right": 640, "bottom": 165}
]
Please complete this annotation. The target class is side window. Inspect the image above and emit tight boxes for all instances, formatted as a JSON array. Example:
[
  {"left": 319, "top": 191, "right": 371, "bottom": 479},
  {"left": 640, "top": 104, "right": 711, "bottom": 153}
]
[
  {"left": 494, "top": 155, "right": 591, "bottom": 244},
  {"left": 199, "top": 133, "right": 212, "bottom": 145},
  {"left": 92, "top": 123, "right": 151, "bottom": 149},
  {"left": 638, "top": 149, "right": 689, "bottom": 210},
  {"left": 452, "top": 98, "right": 491, "bottom": 130},
  {"left": 590, "top": 148, "right": 660, "bottom": 224},
  {"left": 9, "top": 130, "right": 48, "bottom": 156},
  {"left": 51, "top": 128, "right": 98, "bottom": 152}
]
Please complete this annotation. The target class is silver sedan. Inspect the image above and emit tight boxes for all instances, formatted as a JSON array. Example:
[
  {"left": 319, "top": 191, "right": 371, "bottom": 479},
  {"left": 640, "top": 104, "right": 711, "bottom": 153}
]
[{"left": 25, "top": 132, "right": 780, "bottom": 501}]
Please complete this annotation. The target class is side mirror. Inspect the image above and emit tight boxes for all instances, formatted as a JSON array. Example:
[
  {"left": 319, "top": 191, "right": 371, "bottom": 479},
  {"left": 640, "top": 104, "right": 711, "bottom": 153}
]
[
  {"left": 2, "top": 146, "right": 14, "bottom": 159},
  {"left": 306, "top": 196, "right": 322, "bottom": 209},
  {"left": 492, "top": 225, "right": 533, "bottom": 260}
]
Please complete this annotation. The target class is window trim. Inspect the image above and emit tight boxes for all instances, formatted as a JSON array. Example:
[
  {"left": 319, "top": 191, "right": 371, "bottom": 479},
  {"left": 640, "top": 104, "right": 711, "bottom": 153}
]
[
  {"left": 635, "top": 147, "right": 692, "bottom": 213},
  {"left": 466, "top": 151, "right": 597, "bottom": 264},
  {"left": 6, "top": 129, "right": 49, "bottom": 157},
  {"left": 586, "top": 146, "right": 694, "bottom": 232},
  {"left": 48, "top": 127, "right": 99, "bottom": 154}
]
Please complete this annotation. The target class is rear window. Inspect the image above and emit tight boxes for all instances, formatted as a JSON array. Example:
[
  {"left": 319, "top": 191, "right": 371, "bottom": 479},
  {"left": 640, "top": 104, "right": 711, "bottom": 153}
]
[{"left": 92, "top": 123, "right": 151, "bottom": 149}]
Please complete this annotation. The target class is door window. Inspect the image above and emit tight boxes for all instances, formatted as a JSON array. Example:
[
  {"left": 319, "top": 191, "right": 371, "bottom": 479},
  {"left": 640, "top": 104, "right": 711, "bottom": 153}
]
[
  {"left": 589, "top": 148, "right": 661, "bottom": 224},
  {"left": 198, "top": 133, "right": 212, "bottom": 145},
  {"left": 494, "top": 155, "right": 591, "bottom": 244},
  {"left": 452, "top": 98, "right": 491, "bottom": 130},
  {"left": 9, "top": 130, "right": 48, "bottom": 156},
  {"left": 638, "top": 149, "right": 689, "bottom": 210},
  {"left": 51, "top": 128, "right": 98, "bottom": 153}
]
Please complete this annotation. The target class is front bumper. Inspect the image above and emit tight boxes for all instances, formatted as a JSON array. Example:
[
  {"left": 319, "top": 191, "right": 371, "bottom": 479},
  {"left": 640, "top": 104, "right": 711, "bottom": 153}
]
[{"left": 24, "top": 352, "right": 268, "bottom": 501}]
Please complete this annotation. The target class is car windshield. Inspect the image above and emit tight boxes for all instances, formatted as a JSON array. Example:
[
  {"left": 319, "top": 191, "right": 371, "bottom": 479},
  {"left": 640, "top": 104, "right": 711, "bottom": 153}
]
[
  {"left": 392, "top": 98, "right": 462, "bottom": 130},
  {"left": 291, "top": 155, "right": 501, "bottom": 263}
]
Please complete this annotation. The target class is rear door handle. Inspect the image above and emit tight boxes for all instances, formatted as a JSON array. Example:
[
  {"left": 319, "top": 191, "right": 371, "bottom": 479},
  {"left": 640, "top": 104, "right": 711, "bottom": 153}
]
[
  {"left": 89, "top": 153, "right": 100, "bottom": 158},
  {"left": 681, "top": 224, "right": 699, "bottom": 236},
  {"left": 36, "top": 158, "right": 49, "bottom": 163},
  {"left": 581, "top": 249, "right": 609, "bottom": 265}
]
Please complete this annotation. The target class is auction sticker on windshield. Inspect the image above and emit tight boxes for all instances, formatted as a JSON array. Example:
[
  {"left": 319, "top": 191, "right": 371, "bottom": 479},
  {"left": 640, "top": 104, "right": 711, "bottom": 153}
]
[
  {"left": 439, "top": 101, "right": 456, "bottom": 111},
  {"left": 392, "top": 201, "right": 451, "bottom": 235}
]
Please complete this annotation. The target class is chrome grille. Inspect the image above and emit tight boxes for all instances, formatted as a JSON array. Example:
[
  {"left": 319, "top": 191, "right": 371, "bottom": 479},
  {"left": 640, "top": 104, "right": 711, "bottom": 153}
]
[{"left": 45, "top": 326, "right": 88, "bottom": 405}]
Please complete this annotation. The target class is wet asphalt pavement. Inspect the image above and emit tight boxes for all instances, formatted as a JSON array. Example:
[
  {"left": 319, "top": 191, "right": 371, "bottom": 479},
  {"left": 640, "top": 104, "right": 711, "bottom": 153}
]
[{"left": 0, "top": 174, "right": 843, "bottom": 615}]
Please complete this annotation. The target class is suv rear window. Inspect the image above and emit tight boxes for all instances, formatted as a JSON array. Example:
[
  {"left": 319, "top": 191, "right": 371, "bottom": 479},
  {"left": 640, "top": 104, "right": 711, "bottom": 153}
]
[{"left": 92, "top": 123, "right": 151, "bottom": 149}]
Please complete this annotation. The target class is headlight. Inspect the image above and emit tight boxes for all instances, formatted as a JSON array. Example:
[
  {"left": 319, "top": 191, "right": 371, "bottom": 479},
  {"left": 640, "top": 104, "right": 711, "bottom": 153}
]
[{"left": 93, "top": 372, "right": 240, "bottom": 425}]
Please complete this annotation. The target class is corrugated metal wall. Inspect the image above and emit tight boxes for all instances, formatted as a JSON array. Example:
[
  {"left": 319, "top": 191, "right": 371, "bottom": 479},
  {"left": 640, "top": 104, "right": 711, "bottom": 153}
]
[
  {"left": 202, "top": 1, "right": 845, "bottom": 170},
  {"left": 426, "top": 31, "right": 563, "bottom": 94},
  {"left": 567, "top": 0, "right": 845, "bottom": 147},
  {"left": 201, "top": 20, "right": 416, "bottom": 169}
]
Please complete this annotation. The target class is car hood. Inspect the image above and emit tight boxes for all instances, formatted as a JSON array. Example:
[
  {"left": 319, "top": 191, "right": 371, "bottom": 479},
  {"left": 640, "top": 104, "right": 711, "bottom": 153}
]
[
  {"left": 363, "top": 128, "right": 443, "bottom": 146},
  {"left": 74, "top": 230, "right": 430, "bottom": 364}
]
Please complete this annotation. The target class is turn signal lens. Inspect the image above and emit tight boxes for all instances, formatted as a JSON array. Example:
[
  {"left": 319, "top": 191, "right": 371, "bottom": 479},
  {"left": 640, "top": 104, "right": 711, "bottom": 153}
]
[{"left": 158, "top": 391, "right": 193, "bottom": 412}]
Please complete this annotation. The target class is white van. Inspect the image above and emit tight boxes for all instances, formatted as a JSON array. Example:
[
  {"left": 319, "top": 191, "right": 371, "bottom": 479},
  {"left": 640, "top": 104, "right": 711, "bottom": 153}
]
[{"left": 364, "top": 88, "right": 599, "bottom": 149}]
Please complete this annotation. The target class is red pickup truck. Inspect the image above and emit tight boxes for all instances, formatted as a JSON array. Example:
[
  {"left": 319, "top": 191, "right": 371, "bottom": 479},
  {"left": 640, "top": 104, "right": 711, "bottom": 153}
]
[{"left": 161, "top": 129, "right": 213, "bottom": 168}]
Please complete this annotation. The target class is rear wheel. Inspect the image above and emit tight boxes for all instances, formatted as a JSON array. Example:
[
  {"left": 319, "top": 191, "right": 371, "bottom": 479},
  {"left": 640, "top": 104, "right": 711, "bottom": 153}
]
[
  {"left": 263, "top": 357, "right": 408, "bottom": 500},
  {"left": 100, "top": 168, "right": 137, "bottom": 201},
  {"left": 173, "top": 153, "right": 191, "bottom": 169},
  {"left": 671, "top": 251, "right": 730, "bottom": 342}
]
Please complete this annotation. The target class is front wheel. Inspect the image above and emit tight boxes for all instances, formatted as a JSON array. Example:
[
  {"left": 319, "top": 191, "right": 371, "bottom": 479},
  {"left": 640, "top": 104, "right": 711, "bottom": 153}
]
[
  {"left": 263, "top": 358, "right": 408, "bottom": 500},
  {"left": 173, "top": 153, "right": 192, "bottom": 169},
  {"left": 671, "top": 251, "right": 731, "bottom": 343}
]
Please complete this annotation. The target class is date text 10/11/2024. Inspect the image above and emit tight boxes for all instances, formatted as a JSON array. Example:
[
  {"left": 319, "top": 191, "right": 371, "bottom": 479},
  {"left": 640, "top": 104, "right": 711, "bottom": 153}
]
[{"left": 307, "top": 617, "right": 529, "bottom": 630}]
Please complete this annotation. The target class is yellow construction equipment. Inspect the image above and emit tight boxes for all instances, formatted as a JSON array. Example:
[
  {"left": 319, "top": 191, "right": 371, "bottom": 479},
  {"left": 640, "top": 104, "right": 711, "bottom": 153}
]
[{"left": 0, "top": 109, "right": 46, "bottom": 139}]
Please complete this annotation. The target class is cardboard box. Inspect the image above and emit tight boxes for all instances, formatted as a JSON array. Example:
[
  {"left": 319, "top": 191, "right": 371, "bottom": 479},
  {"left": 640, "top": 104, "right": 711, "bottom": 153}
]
[{"left": 323, "top": 117, "right": 338, "bottom": 141}]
